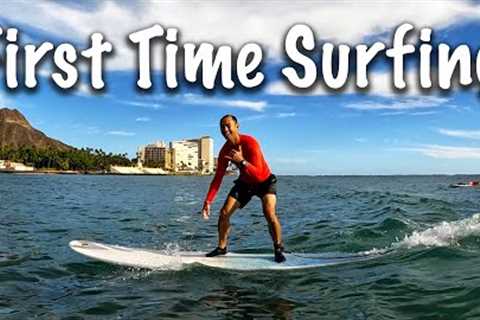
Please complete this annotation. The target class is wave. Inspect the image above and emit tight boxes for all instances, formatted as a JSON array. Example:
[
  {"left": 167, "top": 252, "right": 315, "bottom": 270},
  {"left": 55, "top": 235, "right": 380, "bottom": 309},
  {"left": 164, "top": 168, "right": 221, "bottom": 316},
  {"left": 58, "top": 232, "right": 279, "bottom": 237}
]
[
  {"left": 395, "top": 213, "right": 480, "bottom": 248},
  {"left": 362, "top": 213, "right": 480, "bottom": 255}
]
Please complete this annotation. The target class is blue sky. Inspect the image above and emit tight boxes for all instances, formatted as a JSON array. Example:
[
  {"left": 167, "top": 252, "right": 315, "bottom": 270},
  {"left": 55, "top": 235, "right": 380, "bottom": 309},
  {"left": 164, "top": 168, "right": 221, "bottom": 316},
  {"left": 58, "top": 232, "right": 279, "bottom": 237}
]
[{"left": 1, "top": 1, "right": 480, "bottom": 175}]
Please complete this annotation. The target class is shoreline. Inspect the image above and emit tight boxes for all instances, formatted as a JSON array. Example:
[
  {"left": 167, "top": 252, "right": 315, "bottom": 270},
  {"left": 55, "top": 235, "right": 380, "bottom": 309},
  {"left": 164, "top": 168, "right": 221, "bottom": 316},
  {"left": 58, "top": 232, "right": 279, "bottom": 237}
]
[
  {"left": 1, "top": 170, "right": 478, "bottom": 177},
  {"left": 0, "top": 169, "right": 218, "bottom": 176}
]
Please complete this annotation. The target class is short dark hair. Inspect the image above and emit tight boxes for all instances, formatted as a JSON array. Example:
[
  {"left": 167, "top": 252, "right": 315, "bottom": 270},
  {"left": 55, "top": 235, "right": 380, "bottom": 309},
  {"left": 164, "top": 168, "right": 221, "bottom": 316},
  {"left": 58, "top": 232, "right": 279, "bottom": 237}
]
[{"left": 220, "top": 114, "right": 238, "bottom": 125}]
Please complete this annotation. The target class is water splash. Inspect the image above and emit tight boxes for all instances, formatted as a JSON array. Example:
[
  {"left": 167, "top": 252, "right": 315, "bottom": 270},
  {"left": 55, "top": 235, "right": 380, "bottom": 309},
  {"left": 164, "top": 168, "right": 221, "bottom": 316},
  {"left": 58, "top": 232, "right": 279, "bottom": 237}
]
[
  {"left": 162, "top": 242, "right": 183, "bottom": 255},
  {"left": 395, "top": 213, "right": 480, "bottom": 248},
  {"left": 120, "top": 242, "right": 187, "bottom": 277},
  {"left": 362, "top": 213, "right": 480, "bottom": 255},
  {"left": 157, "top": 242, "right": 187, "bottom": 271}
]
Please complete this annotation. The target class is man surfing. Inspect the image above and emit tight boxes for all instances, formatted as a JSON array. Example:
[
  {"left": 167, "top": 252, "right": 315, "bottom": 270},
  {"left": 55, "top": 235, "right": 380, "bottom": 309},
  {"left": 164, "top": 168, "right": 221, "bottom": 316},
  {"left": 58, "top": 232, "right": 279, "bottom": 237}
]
[{"left": 201, "top": 114, "right": 286, "bottom": 263}]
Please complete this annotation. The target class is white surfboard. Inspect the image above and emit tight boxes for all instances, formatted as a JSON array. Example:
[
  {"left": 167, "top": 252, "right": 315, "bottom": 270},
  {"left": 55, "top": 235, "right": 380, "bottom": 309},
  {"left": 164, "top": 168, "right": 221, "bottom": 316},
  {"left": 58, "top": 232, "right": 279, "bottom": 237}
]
[{"left": 70, "top": 240, "right": 384, "bottom": 271}]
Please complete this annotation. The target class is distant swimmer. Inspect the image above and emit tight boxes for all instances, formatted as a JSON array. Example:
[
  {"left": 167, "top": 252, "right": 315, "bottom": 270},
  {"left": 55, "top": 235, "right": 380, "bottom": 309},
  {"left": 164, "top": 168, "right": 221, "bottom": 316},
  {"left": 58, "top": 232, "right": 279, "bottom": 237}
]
[{"left": 201, "top": 114, "right": 286, "bottom": 263}]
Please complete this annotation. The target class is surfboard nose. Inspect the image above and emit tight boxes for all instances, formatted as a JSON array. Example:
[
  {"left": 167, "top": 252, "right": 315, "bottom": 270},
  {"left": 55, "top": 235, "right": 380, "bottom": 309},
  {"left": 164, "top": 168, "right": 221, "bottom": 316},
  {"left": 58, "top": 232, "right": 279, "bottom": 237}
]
[{"left": 69, "top": 240, "right": 89, "bottom": 248}]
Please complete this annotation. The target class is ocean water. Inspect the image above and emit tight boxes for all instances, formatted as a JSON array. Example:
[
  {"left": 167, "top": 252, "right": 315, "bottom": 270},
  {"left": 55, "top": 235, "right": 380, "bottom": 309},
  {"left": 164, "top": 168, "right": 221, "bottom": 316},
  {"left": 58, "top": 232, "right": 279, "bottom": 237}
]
[{"left": 1, "top": 174, "right": 480, "bottom": 319}]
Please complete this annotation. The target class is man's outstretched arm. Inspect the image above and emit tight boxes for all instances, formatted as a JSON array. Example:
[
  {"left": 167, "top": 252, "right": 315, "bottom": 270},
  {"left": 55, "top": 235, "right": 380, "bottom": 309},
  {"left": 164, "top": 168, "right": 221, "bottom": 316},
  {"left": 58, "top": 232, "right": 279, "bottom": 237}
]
[{"left": 202, "top": 151, "right": 228, "bottom": 219}]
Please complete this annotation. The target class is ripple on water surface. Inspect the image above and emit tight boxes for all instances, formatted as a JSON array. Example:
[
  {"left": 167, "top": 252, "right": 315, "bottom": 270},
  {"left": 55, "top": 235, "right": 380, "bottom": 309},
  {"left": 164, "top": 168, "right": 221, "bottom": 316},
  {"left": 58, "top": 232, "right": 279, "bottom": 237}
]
[{"left": 2, "top": 175, "right": 480, "bottom": 319}]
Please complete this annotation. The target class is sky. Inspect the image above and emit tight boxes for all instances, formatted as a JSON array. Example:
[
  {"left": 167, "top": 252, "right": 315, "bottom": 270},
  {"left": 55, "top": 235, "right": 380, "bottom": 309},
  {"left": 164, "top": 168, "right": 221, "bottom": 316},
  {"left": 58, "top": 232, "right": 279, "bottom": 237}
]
[{"left": 1, "top": 0, "right": 480, "bottom": 175}]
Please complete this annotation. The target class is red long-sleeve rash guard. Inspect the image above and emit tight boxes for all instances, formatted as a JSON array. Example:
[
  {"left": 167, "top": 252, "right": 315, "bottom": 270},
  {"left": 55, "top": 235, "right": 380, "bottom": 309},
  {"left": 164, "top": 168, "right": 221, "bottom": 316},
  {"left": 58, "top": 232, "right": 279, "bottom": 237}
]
[{"left": 204, "top": 134, "right": 271, "bottom": 204}]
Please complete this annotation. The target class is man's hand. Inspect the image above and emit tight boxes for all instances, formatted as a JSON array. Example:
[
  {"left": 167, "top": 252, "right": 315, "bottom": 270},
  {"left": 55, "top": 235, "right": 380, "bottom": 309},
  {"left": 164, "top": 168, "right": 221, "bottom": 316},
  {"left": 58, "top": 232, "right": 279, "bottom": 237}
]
[
  {"left": 201, "top": 202, "right": 211, "bottom": 220},
  {"left": 225, "top": 145, "right": 244, "bottom": 164}
]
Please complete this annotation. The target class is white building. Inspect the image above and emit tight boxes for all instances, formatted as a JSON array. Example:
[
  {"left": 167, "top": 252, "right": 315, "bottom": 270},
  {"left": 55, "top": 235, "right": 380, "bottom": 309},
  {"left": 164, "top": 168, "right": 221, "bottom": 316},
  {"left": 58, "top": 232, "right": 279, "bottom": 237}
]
[
  {"left": 137, "top": 136, "right": 214, "bottom": 174},
  {"left": 198, "top": 136, "right": 214, "bottom": 174},
  {"left": 137, "top": 141, "right": 171, "bottom": 169},
  {"left": 170, "top": 140, "right": 199, "bottom": 172}
]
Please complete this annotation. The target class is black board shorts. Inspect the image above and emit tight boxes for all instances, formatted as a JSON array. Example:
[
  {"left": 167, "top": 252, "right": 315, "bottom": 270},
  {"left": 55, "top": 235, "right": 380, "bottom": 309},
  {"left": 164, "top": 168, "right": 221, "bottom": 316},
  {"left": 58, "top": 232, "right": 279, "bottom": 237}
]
[{"left": 228, "top": 174, "right": 277, "bottom": 208}]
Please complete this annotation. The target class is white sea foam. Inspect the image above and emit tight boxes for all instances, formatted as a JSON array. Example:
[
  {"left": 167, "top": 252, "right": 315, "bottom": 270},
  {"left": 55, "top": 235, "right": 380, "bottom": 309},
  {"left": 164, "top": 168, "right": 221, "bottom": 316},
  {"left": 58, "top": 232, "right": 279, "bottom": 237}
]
[
  {"left": 394, "top": 213, "right": 480, "bottom": 249},
  {"left": 360, "top": 214, "right": 480, "bottom": 256},
  {"left": 162, "top": 242, "right": 183, "bottom": 255},
  {"left": 360, "top": 247, "right": 389, "bottom": 256},
  {"left": 175, "top": 215, "right": 191, "bottom": 223}
]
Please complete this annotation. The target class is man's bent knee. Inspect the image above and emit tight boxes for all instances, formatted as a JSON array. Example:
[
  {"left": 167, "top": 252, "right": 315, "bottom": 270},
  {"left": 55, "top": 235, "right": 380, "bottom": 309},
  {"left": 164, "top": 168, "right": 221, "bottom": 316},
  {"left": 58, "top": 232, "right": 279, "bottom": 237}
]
[
  {"left": 263, "top": 207, "right": 278, "bottom": 221},
  {"left": 219, "top": 207, "right": 234, "bottom": 220}
]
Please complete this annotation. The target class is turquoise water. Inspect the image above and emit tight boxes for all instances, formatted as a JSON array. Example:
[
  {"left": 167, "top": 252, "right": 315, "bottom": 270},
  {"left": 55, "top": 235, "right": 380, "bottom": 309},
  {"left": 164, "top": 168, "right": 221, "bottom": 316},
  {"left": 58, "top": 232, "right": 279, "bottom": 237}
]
[{"left": 1, "top": 174, "right": 480, "bottom": 319}]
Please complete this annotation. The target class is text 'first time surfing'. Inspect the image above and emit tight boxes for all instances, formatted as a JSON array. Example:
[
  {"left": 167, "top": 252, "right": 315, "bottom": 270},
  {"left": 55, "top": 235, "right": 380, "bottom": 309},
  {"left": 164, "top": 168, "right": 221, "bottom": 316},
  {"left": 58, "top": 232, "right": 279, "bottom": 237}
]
[{"left": 0, "top": 23, "right": 477, "bottom": 92}]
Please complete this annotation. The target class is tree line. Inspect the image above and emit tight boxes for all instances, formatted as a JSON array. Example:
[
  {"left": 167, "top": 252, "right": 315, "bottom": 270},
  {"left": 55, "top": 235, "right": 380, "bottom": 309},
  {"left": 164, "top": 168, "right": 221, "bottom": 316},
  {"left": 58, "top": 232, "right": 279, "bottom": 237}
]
[{"left": 0, "top": 146, "right": 134, "bottom": 171}]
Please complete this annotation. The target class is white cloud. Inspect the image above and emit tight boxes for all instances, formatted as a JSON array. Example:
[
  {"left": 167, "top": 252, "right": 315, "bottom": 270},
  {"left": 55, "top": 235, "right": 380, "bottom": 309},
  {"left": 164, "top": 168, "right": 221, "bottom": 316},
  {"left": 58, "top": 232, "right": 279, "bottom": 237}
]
[
  {"left": 398, "top": 144, "right": 480, "bottom": 159},
  {"left": 409, "top": 111, "right": 440, "bottom": 116},
  {"left": 345, "top": 96, "right": 448, "bottom": 111},
  {"left": 275, "top": 112, "right": 296, "bottom": 118},
  {"left": 75, "top": 83, "right": 93, "bottom": 96},
  {"left": 226, "top": 100, "right": 267, "bottom": 111},
  {"left": 106, "top": 131, "right": 136, "bottom": 136},
  {"left": 136, "top": 117, "right": 151, "bottom": 122},
  {"left": 73, "top": 82, "right": 111, "bottom": 98},
  {"left": 239, "top": 112, "right": 296, "bottom": 122},
  {"left": 240, "top": 114, "right": 267, "bottom": 122},
  {"left": 438, "top": 128, "right": 480, "bottom": 140},
  {"left": 2, "top": 0, "right": 478, "bottom": 71},
  {"left": 0, "top": 92, "right": 12, "bottom": 107},
  {"left": 265, "top": 80, "right": 343, "bottom": 96},
  {"left": 365, "top": 71, "right": 422, "bottom": 98},
  {"left": 266, "top": 70, "right": 432, "bottom": 97},
  {"left": 117, "top": 100, "right": 163, "bottom": 109},
  {"left": 355, "top": 138, "right": 367, "bottom": 143},
  {"left": 71, "top": 123, "right": 101, "bottom": 135},
  {"left": 86, "top": 126, "right": 101, "bottom": 135},
  {"left": 380, "top": 110, "right": 440, "bottom": 116},
  {"left": 184, "top": 94, "right": 267, "bottom": 112},
  {"left": 380, "top": 111, "right": 407, "bottom": 116},
  {"left": 37, "top": 68, "right": 51, "bottom": 78}
]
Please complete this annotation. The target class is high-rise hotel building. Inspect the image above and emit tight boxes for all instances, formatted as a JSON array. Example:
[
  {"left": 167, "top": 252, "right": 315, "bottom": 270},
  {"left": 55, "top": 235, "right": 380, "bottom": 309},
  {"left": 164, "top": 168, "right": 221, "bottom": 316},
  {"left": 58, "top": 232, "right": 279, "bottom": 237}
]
[
  {"left": 138, "top": 136, "right": 214, "bottom": 174},
  {"left": 170, "top": 139, "right": 199, "bottom": 172},
  {"left": 198, "top": 136, "right": 214, "bottom": 174}
]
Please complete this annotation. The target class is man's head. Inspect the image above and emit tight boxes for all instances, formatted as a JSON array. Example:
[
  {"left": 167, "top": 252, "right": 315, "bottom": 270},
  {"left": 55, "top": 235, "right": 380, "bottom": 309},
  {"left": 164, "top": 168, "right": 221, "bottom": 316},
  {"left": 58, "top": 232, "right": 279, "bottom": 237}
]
[{"left": 220, "top": 114, "right": 239, "bottom": 143}]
